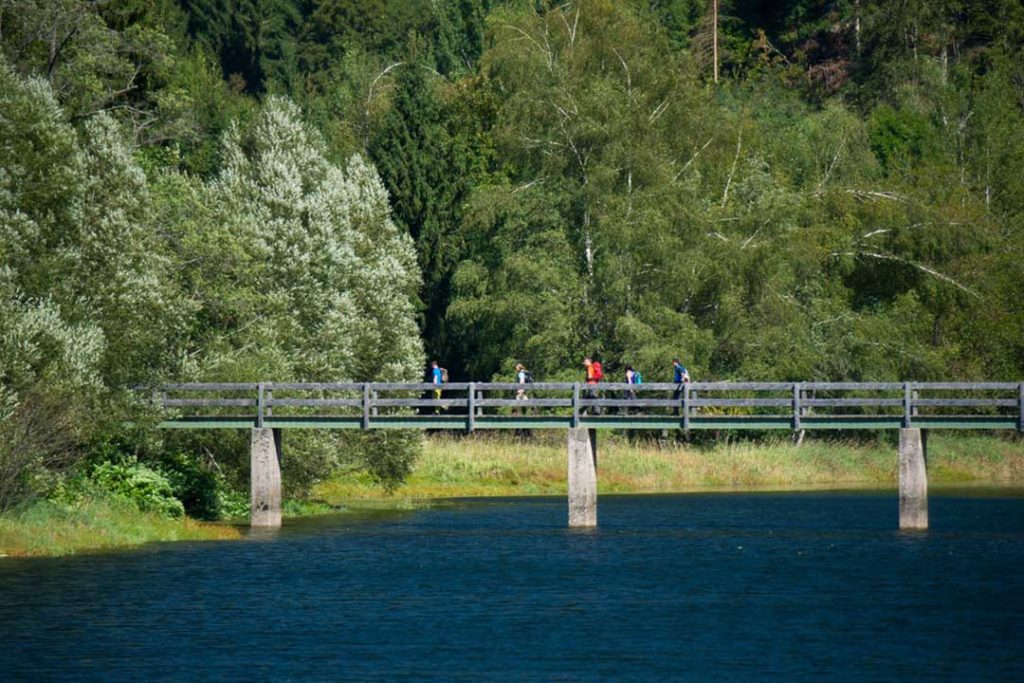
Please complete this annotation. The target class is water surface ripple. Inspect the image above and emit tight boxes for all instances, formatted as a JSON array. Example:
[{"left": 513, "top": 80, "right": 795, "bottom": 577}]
[{"left": 2, "top": 492, "right": 1023, "bottom": 681}]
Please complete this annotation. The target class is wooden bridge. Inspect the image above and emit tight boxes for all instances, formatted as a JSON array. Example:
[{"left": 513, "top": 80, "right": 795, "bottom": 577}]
[{"left": 149, "top": 381, "right": 1024, "bottom": 531}]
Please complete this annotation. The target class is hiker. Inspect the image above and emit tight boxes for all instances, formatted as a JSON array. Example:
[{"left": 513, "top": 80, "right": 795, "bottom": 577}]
[
  {"left": 622, "top": 364, "right": 639, "bottom": 415},
  {"left": 583, "top": 356, "right": 603, "bottom": 414},
  {"left": 430, "top": 360, "right": 443, "bottom": 401},
  {"left": 672, "top": 358, "right": 690, "bottom": 415},
  {"left": 515, "top": 363, "right": 531, "bottom": 401},
  {"left": 624, "top": 364, "right": 639, "bottom": 402}
]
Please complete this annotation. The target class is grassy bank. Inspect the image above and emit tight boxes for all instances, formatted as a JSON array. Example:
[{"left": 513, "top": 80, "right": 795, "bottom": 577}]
[
  {"left": 316, "top": 432, "right": 1024, "bottom": 505},
  {"left": 6, "top": 433, "right": 1021, "bottom": 557},
  {"left": 0, "top": 497, "right": 241, "bottom": 558}
]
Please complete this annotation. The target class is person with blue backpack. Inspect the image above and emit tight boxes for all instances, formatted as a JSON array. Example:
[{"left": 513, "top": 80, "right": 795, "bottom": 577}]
[
  {"left": 672, "top": 358, "right": 690, "bottom": 415},
  {"left": 624, "top": 364, "right": 642, "bottom": 414},
  {"left": 625, "top": 365, "right": 641, "bottom": 400}
]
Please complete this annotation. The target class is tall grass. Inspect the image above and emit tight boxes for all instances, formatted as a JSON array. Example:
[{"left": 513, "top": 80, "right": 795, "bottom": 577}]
[
  {"left": 0, "top": 496, "right": 241, "bottom": 557},
  {"left": 315, "top": 432, "right": 1024, "bottom": 505}
]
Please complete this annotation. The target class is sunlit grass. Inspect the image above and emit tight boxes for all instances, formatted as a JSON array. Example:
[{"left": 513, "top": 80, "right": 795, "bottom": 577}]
[
  {"left": 0, "top": 497, "right": 241, "bottom": 557},
  {"left": 9, "top": 433, "right": 1020, "bottom": 557},
  {"left": 315, "top": 432, "right": 1024, "bottom": 506}
]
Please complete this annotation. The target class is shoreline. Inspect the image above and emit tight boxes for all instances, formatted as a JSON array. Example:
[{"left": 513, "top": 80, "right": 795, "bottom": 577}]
[
  {"left": 325, "top": 480, "right": 1024, "bottom": 514},
  {"left": 0, "top": 498, "right": 243, "bottom": 558},
  {"left": 4, "top": 433, "right": 1023, "bottom": 557},
  {"left": 315, "top": 432, "right": 1024, "bottom": 505}
]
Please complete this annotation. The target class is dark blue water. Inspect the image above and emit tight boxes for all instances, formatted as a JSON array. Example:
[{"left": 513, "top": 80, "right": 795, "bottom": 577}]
[{"left": 2, "top": 492, "right": 1023, "bottom": 681}]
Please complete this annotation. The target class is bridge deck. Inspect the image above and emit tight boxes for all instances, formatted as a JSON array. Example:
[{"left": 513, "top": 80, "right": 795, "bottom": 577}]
[{"left": 146, "top": 381, "right": 1024, "bottom": 432}]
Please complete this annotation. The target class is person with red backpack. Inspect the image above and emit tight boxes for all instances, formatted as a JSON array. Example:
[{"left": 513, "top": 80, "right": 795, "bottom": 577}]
[{"left": 582, "top": 356, "right": 603, "bottom": 415}]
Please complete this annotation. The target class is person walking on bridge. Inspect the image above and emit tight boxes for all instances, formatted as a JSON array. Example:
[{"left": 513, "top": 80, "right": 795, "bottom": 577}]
[
  {"left": 623, "top": 365, "right": 641, "bottom": 415},
  {"left": 430, "top": 360, "right": 444, "bottom": 414},
  {"left": 583, "top": 356, "right": 603, "bottom": 415},
  {"left": 672, "top": 358, "right": 690, "bottom": 415},
  {"left": 514, "top": 363, "right": 531, "bottom": 414}
]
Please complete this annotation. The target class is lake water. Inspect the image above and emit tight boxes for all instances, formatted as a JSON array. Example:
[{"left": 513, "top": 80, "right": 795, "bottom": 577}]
[{"left": 2, "top": 492, "right": 1023, "bottom": 681}]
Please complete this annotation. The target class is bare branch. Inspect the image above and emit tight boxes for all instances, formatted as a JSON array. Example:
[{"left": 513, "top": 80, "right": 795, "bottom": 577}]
[
  {"left": 611, "top": 47, "right": 631, "bottom": 97},
  {"left": 366, "top": 61, "right": 405, "bottom": 111},
  {"left": 858, "top": 228, "right": 890, "bottom": 240},
  {"left": 741, "top": 219, "right": 770, "bottom": 249},
  {"left": 721, "top": 129, "right": 743, "bottom": 207},
  {"left": 830, "top": 251, "right": 983, "bottom": 299},
  {"left": 844, "top": 188, "right": 910, "bottom": 203},
  {"left": 511, "top": 178, "right": 544, "bottom": 194},
  {"left": 817, "top": 138, "right": 845, "bottom": 192},
  {"left": 499, "top": 24, "right": 554, "bottom": 71},
  {"left": 558, "top": 5, "right": 580, "bottom": 46},
  {"left": 674, "top": 137, "right": 714, "bottom": 182},
  {"left": 649, "top": 98, "right": 670, "bottom": 125}
]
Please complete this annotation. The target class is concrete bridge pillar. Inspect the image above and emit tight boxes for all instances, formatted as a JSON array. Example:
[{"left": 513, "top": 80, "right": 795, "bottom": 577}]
[
  {"left": 568, "top": 428, "right": 598, "bottom": 527},
  {"left": 899, "top": 428, "right": 928, "bottom": 530},
  {"left": 251, "top": 427, "right": 282, "bottom": 527}
]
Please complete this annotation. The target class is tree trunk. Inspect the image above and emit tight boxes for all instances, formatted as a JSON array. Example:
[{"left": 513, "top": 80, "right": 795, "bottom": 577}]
[{"left": 712, "top": 0, "right": 719, "bottom": 84}]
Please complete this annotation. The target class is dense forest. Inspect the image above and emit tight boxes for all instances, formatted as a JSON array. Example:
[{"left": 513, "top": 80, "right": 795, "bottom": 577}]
[{"left": 1, "top": 0, "right": 1022, "bottom": 515}]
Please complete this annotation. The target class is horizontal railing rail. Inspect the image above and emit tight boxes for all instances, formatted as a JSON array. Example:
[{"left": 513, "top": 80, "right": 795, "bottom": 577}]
[{"left": 143, "top": 381, "right": 1024, "bottom": 432}]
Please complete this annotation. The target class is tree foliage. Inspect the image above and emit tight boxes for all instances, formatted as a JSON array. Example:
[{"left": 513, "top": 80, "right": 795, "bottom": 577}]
[{"left": 1, "top": 0, "right": 1023, "bottom": 507}]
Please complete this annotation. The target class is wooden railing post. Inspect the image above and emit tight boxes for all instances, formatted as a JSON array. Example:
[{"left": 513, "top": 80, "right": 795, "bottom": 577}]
[
  {"left": 792, "top": 383, "right": 802, "bottom": 431},
  {"left": 794, "top": 385, "right": 809, "bottom": 446},
  {"left": 371, "top": 389, "right": 379, "bottom": 417},
  {"left": 265, "top": 386, "right": 273, "bottom": 418},
  {"left": 468, "top": 382, "right": 476, "bottom": 433},
  {"left": 903, "top": 382, "right": 912, "bottom": 428},
  {"left": 912, "top": 389, "right": 919, "bottom": 418},
  {"left": 362, "top": 382, "right": 370, "bottom": 430},
  {"left": 682, "top": 384, "right": 691, "bottom": 431},
  {"left": 257, "top": 382, "right": 265, "bottom": 428},
  {"left": 571, "top": 383, "right": 580, "bottom": 428},
  {"left": 1019, "top": 383, "right": 1024, "bottom": 433}
]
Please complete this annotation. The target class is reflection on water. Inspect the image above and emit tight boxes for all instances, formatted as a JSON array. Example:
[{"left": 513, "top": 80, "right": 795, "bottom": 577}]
[{"left": 2, "top": 492, "right": 1023, "bottom": 681}]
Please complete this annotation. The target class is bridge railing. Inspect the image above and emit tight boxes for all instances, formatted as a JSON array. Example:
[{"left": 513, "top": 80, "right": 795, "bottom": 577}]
[{"left": 145, "top": 381, "right": 1024, "bottom": 431}]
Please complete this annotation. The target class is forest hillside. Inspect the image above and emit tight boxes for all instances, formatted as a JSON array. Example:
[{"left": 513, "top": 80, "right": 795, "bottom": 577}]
[{"left": 1, "top": 0, "right": 1022, "bottom": 516}]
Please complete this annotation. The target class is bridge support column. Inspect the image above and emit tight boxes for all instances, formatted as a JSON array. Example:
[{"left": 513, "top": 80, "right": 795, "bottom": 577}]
[
  {"left": 899, "top": 428, "right": 928, "bottom": 530},
  {"left": 568, "top": 428, "right": 597, "bottom": 527},
  {"left": 251, "top": 427, "right": 282, "bottom": 528}
]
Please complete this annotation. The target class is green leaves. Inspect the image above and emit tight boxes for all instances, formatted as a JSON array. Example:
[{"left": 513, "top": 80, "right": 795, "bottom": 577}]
[
  {"left": 90, "top": 459, "right": 185, "bottom": 518},
  {"left": 203, "top": 97, "right": 423, "bottom": 382}
]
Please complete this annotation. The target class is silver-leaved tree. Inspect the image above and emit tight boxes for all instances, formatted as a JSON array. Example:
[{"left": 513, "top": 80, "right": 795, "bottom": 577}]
[{"left": 169, "top": 96, "right": 425, "bottom": 494}]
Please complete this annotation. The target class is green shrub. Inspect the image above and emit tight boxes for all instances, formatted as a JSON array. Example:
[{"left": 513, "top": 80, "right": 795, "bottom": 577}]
[
  {"left": 216, "top": 487, "right": 250, "bottom": 521},
  {"left": 155, "top": 452, "right": 222, "bottom": 520},
  {"left": 90, "top": 460, "right": 184, "bottom": 518}
]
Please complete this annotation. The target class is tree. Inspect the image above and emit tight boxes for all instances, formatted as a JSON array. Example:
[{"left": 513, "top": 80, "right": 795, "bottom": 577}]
[
  {"left": 166, "top": 96, "right": 424, "bottom": 491},
  {"left": 0, "top": 62, "right": 117, "bottom": 507},
  {"left": 206, "top": 96, "right": 422, "bottom": 381},
  {"left": 368, "top": 60, "right": 483, "bottom": 369}
]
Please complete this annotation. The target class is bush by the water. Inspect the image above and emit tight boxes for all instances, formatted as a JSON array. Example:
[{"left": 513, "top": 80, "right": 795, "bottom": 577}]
[
  {"left": 155, "top": 451, "right": 224, "bottom": 520},
  {"left": 89, "top": 460, "right": 184, "bottom": 518}
]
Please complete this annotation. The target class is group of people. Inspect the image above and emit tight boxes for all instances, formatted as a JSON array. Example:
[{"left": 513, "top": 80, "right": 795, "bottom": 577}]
[
  {"left": 579, "top": 357, "right": 690, "bottom": 414},
  {"left": 428, "top": 357, "right": 691, "bottom": 402}
]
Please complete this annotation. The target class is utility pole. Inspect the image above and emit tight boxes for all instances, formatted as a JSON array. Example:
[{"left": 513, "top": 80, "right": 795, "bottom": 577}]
[{"left": 712, "top": 0, "right": 719, "bottom": 84}]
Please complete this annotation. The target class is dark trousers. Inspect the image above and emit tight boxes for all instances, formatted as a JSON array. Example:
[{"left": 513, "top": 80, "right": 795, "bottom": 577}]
[
  {"left": 673, "top": 383, "right": 685, "bottom": 416},
  {"left": 585, "top": 384, "right": 600, "bottom": 415}
]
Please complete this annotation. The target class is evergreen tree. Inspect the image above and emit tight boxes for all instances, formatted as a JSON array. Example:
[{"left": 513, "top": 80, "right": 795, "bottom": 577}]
[{"left": 368, "top": 61, "right": 478, "bottom": 370}]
